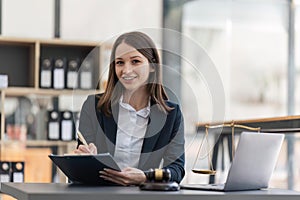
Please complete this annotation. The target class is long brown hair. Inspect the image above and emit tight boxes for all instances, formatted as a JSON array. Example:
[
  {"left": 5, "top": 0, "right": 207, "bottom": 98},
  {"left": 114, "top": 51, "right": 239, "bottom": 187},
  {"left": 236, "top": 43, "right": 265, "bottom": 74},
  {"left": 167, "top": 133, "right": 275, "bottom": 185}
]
[{"left": 98, "top": 31, "right": 172, "bottom": 115}]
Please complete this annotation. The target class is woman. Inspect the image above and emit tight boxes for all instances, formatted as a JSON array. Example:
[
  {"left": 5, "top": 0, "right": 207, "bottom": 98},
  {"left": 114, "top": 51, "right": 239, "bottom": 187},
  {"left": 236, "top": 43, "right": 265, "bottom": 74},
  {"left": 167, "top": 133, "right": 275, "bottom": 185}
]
[{"left": 74, "top": 31, "right": 185, "bottom": 186}]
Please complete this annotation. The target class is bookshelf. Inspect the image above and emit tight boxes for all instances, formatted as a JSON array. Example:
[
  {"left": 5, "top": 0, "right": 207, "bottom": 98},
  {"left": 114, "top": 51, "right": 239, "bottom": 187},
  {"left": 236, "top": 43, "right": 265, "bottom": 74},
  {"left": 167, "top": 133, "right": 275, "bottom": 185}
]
[{"left": 0, "top": 36, "right": 108, "bottom": 183}]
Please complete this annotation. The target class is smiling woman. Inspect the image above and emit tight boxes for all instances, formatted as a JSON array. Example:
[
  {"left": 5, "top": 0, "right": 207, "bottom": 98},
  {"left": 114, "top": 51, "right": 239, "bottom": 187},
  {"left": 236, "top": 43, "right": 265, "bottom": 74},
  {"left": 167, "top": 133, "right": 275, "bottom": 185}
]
[
  {"left": 114, "top": 42, "right": 154, "bottom": 99},
  {"left": 74, "top": 31, "right": 185, "bottom": 186}
]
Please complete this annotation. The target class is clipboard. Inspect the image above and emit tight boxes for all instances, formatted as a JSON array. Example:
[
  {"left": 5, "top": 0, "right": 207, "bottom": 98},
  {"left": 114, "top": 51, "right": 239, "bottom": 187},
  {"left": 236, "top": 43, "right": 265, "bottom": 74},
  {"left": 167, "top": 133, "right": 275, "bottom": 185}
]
[{"left": 49, "top": 153, "right": 121, "bottom": 185}]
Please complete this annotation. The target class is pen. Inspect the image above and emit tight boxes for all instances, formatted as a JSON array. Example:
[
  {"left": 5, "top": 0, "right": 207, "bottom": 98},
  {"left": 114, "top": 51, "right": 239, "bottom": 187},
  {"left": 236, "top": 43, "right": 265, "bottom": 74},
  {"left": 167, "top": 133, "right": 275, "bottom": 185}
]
[{"left": 77, "top": 131, "right": 88, "bottom": 146}]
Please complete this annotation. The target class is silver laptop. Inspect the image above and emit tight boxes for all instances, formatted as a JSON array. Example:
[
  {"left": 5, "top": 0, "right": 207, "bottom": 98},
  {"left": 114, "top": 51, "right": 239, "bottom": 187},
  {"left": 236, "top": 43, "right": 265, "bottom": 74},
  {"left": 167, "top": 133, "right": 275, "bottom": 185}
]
[{"left": 181, "top": 132, "right": 284, "bottom": 191}]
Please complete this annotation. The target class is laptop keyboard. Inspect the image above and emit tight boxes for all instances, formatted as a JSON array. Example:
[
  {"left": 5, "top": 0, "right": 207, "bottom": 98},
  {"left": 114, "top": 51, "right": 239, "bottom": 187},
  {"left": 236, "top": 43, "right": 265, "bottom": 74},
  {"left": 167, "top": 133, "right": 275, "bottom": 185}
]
[{"left": 180, "top": 183, "right": 225, "bottom": 191}]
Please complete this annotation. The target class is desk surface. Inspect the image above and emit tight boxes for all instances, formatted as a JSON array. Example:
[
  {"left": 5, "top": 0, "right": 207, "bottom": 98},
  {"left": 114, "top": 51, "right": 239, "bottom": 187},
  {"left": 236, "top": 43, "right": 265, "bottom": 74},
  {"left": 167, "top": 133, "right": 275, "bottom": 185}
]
[
  {"left": 196, "top": 115, "right": 300, "bottom": 133},
  {"left": 1, "top": 183, "right": 300, "bottom": 200},
  {"left": 196, "top": 115, "right": 300, "bottom": 126}
]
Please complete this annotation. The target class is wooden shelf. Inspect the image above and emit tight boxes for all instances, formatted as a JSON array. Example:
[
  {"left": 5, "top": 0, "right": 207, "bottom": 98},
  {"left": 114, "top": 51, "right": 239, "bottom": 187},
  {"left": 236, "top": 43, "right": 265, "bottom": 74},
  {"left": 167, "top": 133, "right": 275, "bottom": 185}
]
[
  {"left": 39, "top": 38, "right": 99, "bottom": 47},
  {"left": 0, "top": 36, "right": 36, "bottom": 44},
  {"left": 0, "top": 140, "right": 77, "bottom": 147},
  {"left": 0, "top": 36, "right": 99, "bottom": 47},
  {"left": 26, "top": 140, "right": 77, "bottom": 147},
  {"left": 0, "top": 87, "right": 102, "bottom": 97}
]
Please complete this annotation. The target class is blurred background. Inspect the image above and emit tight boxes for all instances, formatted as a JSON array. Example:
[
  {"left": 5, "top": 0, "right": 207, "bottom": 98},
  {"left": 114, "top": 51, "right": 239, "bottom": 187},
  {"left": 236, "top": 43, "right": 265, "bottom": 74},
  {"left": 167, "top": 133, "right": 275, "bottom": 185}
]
[{"left": 0, "top": 0, "right": 299, "bottom": 195}]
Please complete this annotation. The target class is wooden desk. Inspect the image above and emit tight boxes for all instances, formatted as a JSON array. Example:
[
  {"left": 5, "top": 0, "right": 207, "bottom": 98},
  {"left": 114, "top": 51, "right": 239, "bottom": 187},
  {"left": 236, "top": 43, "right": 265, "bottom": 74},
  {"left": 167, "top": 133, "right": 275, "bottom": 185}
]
[
  {"left": 1, "top": 183, "right": 300, "bottom": 200},
  {"left": 196, "top": 115, "right": 300, "bottom": 133}
]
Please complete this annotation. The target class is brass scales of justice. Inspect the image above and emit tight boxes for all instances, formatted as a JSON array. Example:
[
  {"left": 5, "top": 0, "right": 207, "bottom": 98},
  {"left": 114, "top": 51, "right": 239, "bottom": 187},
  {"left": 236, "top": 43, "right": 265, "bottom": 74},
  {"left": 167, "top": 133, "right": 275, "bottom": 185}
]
[{"left": 192, "top": 121, "right": 261, "bottom": 175}]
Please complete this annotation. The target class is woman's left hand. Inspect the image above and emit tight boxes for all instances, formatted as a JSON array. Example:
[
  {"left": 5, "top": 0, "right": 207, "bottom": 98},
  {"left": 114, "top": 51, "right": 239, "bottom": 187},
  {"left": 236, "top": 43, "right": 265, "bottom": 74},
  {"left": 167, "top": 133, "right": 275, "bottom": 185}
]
[{"left": 99, "top": 167, "right": 146, "bottom": 186}]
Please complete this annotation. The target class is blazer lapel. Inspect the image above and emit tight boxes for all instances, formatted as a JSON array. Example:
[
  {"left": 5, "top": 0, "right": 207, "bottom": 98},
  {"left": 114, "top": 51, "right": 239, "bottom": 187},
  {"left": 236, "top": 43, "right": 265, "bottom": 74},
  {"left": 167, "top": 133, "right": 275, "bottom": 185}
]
[
  {"left": 102, "top": 103, "right": 119, "bottom": 156},
  {"left": 138, "top": 104, "right": 168, "bottom": 169}
]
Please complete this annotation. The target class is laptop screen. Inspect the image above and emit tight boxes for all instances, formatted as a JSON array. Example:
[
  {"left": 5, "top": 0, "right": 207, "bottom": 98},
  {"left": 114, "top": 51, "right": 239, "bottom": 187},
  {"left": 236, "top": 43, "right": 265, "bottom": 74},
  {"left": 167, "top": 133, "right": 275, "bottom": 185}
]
[{"left": 224, "top": 132, "right": 284, "bottom": 191}]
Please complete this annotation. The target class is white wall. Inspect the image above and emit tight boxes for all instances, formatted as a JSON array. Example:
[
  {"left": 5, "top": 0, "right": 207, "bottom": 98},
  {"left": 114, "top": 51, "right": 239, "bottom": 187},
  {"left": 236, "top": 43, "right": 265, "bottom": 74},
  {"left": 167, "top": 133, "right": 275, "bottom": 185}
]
[
  {"left": 2, "top": 0, "right": 54, "bottom": 38},
  {"left": 61, "top": 0, "right": 162, "bottom": 41},
  {"left": 2, "top": 0, "right": 162, "bottom": 41}
]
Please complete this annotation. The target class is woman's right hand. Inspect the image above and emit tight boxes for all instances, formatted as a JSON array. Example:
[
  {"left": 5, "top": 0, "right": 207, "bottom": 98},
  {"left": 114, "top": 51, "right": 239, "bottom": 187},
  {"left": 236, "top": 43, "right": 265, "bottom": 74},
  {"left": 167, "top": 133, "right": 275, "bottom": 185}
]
[{"left": 73, "top": 143, "right": 97, "bottom": 155}]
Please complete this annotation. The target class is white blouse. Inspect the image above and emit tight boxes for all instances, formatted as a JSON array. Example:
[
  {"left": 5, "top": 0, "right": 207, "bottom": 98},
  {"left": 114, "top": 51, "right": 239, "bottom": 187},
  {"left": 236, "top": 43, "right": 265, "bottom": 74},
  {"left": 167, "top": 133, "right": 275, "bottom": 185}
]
[{"left": 113, "top": 96, "right": 150, "bottom": 170}]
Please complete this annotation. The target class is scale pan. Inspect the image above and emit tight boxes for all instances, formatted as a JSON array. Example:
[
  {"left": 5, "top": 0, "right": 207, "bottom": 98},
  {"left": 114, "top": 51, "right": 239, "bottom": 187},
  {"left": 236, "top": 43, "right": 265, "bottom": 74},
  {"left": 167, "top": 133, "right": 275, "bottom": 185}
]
[{"left": 192, "top": 169, "right": 216, "bottom": 175}]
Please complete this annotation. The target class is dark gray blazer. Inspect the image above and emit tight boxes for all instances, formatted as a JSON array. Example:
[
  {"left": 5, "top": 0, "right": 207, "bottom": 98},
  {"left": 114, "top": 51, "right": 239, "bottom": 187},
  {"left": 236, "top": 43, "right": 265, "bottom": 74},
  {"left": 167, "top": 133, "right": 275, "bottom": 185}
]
[{"left": 78, "top": 94, "right": 185, "bottom": 183}]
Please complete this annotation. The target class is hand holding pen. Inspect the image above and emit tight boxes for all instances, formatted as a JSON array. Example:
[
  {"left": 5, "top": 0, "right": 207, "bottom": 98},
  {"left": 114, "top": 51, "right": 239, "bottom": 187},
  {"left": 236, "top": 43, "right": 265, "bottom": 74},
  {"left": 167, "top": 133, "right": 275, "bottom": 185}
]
[{"left": 74, "top": 131, "right": 98, "bottom": 155}]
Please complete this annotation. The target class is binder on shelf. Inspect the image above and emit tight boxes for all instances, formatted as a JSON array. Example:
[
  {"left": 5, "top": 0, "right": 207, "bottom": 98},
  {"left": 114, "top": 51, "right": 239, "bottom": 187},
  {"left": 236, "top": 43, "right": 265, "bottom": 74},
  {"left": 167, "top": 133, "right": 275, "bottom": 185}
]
[
  {"left": 73, "top": 111, "right": 80, "bottom": 140},
  {"left": 61, "top": 110, "right": 74, "bottom": 141},
  {"left": 0, "top": 161, "right": 11, "bottom": 183},
  {"left": 40, "top": 58, "right": 53, "bottom": 88},
  {"left": 79, "top": 58, "right": 93, "bottom": 89},
  {"left": 0, "top": 74, "right": 8, "bottom": 88},
  {"left": 11, "top": 162, "right": 24, "bottom": 182},
  {"left": 47, "top": 110, "right": 60, "bottom": 140},
  {"left": 66, "top": 59, "right": 80, "bottom": 89},
  {"left": 53, "top": 58, "right": 66, "bottom": 89}
]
